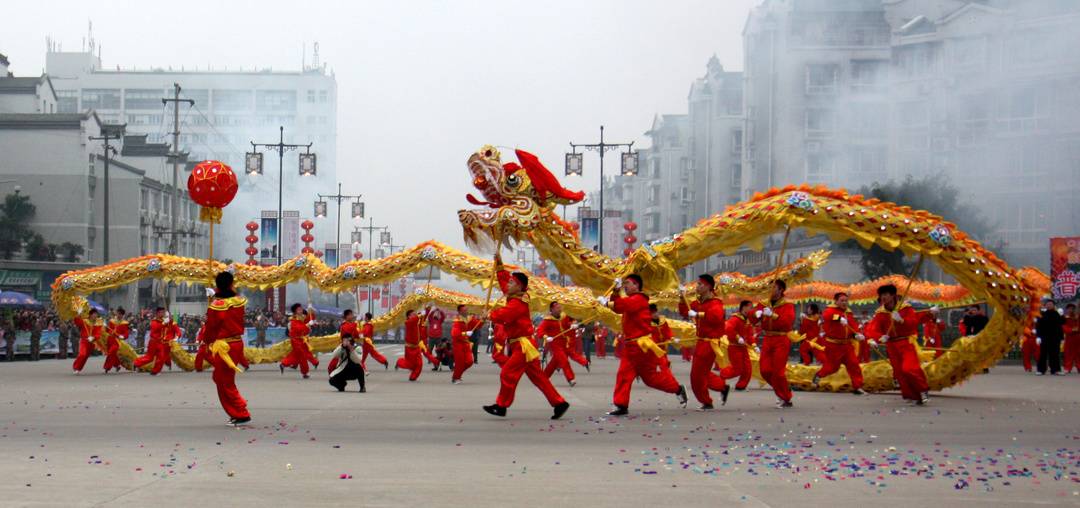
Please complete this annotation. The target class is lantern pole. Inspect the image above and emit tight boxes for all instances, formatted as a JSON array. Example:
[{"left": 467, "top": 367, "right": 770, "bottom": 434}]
[
  {"left": 249, "top": 126, "right": 314, "bottom": 267},
  {"left": 316, "top": 182, "right": 362, "bottom": 307}
]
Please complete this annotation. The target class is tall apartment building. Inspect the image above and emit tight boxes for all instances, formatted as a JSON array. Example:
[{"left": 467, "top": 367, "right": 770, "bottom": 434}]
[{"left": 44, "top": 48, "right": 338, "bottom": 260}]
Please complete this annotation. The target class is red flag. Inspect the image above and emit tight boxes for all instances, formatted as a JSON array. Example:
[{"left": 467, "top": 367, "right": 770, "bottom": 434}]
[{"left": 372, "top": 289, "right": 381, "bottom": 300}]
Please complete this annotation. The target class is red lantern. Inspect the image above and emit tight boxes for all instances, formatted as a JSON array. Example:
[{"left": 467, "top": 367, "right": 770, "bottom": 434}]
[
  {"left": 301, "top": 233, "right": 315, "bottom": 244},
  {"left": 301, "top": 246, "right": 315, "bottom": 255},
  {"left": 353, "top": 252, "right": 363, "bottom": 260},
  {"left": 245, "top": 221, "right": 259, "bottom": 232},
  {"left": 246, "top": 259, "right": 259, "bottom": 266},
  {"left": 624, "top": 221, "right": 637, "bottom": 232},
  {"left": 623, "top": 247, "right": 633, "bottom": 256},
  {"left": 301, "top": 219, "right": 314, "bottom": 231},
  {"left": 244, "top": 234, "right": 258, "bottom": 244},
  {"left": 314, "top": 250, "right": 324, "bottom": 258},
  {"left": 624, "top": 235, "right": 637, "bottom": 244},
  {"left": 244, "top": 246, "right": 258, "bottom": 256},
  {"left": 187, "top": 160, "right": 238, "bottom": 224}
]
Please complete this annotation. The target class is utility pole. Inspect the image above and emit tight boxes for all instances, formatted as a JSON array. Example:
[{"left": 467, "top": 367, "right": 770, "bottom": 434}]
[
  {"left": 250, "top": 126, "right": 314, "bottom": 267},
  {"left": 316, "top": 182, "right": 362, "bottom": 306},
  {"left": 89, "top": 127, "right": 123, "bottom": 265},
  {"left": 162, "top": 83, "right": 194, "bottom": 307},
  {"left": 355, "top": 218, "right": 388, "bottom": 314},
  {"left": 569, "top": 126, "right": 634, "bottom": 257}
]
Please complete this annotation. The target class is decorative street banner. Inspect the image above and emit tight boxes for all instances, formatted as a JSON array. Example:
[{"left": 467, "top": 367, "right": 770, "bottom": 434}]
[
  {"left": 260, "top": 211, "right": 279, "bottom": 261},
  {"left": 281, "top": 210, "right": 300, "bottom": 260},
  {"left": 580, "top": 217, "right": 599, "bottom": 253},
  {"left": 1050, "top": 237, "right": 1080, "bottom": 302}
]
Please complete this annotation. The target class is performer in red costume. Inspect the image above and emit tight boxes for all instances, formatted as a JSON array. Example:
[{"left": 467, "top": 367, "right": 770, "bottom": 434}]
[
  {"left": 72, "top": 308, "right": 103, "bottom": 374},
  {"left": 395, "top": 310, "right": 426, "bottom": 381},
  {"left": 677, "top": 274, "right": 730, "bottom": 410},
  {"left": 798, "top": 304, "right": 824, "bottom": 365},
  {"left": 920, "top": 311, "right": 945, "bottom": 358},
  {"left": 601, "top": 274, "right": 687, "bottom": 416},
  {"left": 566, "top": 317, "right": 590, "bottom": 370},
  {"left": 864, "top": 284, "right": 931, "bottom": 405},
  {"left": 649, "top": 304, "right": 674, "bottom": 373},
  {"left": 813, "top": 292, "right": 865, "bottom": 394},
  {"left": 102, "top": 308, "right": 130, "bottom": 373},
  {"left": 450, "top": 305, "right": 481, "bottom": 384},
  {"left": 1021, "top": 324, "right": 1040, "bottom": 372},
  {"left": 420, "top": 305, "right": 443, "bottom": 371},
  {"left": 483, "top": 253, "right": 569, "bottom": 419},
  {"left": 201, "top": 271, "right": 251, "bottom": 425},
  {"left": 490, "top": 323, "right": 509, "bottom": 366},
  {"left": 359, "top": 312, "right": 388, "bottom": 370},
  {"left": 719, "top": 300, "right": 755, "bottom": 391},
  {"left": 538, "top": 302, "right": 580, "bottom": 386},
  {"left": 593, "top": 325, "right": 608, "bottom": 358},
  {"left": 1062, "top": 303, "right": 1080, "bottom": 373},
  {"left": 279, "top": 303, "right": 319, "bottom": 378},
  {"left": 750, "top": 280, "right": 796, "bottom": 408},
  {"left": 857, "top": 312, "right": 872, "bottom": 363},
  {"left": 133, "top": 307, "right": 173, "bottom": 375},
  {"left": 193, "top": 324, "right": 209, "bottom": 372}
]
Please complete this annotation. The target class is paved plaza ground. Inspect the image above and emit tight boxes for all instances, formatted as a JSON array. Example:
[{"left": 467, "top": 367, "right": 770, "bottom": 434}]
[{"left": 0, "top": 349, "right": 1077, "bottom": 507}]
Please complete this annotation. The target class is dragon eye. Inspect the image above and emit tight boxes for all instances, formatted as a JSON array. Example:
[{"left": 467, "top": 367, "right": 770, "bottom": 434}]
[{"left": 506, "top": 174, "right": 521, "bottom": 188}]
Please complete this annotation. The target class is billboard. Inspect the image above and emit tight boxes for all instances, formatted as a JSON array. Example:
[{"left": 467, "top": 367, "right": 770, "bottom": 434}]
[
  {"left": 281, "top": 211, "right": 300, "bottom": 259},
  {"left": 580, "top": 217, "right": 599, "bottom": 252},
  {"left": 260, "top": 212, "right": 279, "bottom": 262},
  {"left": 1050, "top": 237, "right": 1080, "bottom": 302}
]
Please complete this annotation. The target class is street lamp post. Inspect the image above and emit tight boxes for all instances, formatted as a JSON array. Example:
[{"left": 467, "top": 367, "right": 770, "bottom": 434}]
[
  {"left": 355, "top": 218, "right": 389, "bottom": 314},
  {"left": 90, "top": 125, "right": 124, "bottom": 265},
  {"left": 247, "top": 126, "right": 315, "bottom": 267},
  {"left": 315, "top": 182, "right": 362, "bottom": 306},
  {"left": 568, "top": 125, "right": 638, "bottom": 257}
]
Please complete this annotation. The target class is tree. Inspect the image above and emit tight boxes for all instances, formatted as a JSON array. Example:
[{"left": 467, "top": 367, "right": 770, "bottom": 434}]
[
  {"left": 0, "top": 192, "right": 35, "bottom": 259},
  {"left": 57, "top": 242, "right": 85, "bottom": 263},
  {"left": 842, "top": 174, "right": 994, "bottom": 279},
  {"left": 25, "top": 233, "right": 57, "bottom": 262}
]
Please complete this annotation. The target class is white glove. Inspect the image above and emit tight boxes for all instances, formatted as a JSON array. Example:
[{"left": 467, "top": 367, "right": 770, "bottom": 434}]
[
  {"left": 840, "top": 317, "right": 848, "bottom": 326},
  {"left": 762, "top": 307, "right": 773, "bottom": 317},
  {"left": 755, "top": 310, "right": 763, "bottom": 319},
  {"left": 613, "top": 277, "right": 622, "bottom": 289},
  {"left": 855, "top": 333, "right": 865, "bottom": 340},
  {"left": 1036, "top": 337, "right": 1042, "bottom": 346},
  {"left": 597, "top": 296, "right": 609, "bottom": 306},
  {"left": 800, "top": 313, "right": 808, "bottom": 319},
  {"left": 818, "top": 330, "right": 825, "bottom": 337},
  {"left": 868, "top": 340, "right": 878, "bottom": 348},
  {"left": 570, "top": 323, "right": 581, "bottom": 330},
  {"left": 544, "top": 336, "right": 554, "bottom": 343},
  {"left": 464, "top": 330, "right": 473, "bottom": 337},
  {"left": 929, "top": 306, "right": 940, "bottom": 314},
  {"left": 164, "top": 314, "right": 171, "bottom": 324},
  {"left": 205, "top": 287, "right": 216, "bottom": 298},
  {"left": 879, "top": 334, "right": 890, "bottom": 342},
  {"left": 754, "top": 346, "right": 761, "bottom": 354},
  {"left": 306, "top": 320, "right": 316, "bottom": 327},
  {"left": 687, "top": 310, "right": 699, "bottom": 318},
  {"left": 737, "top": 337, "right": 745, "bottom": 345},
  {"left": 678, "top": 286, "right": 687, "bottom": 296},
  {"left": 891, "top": 311, "right": 903, "bottom": 322},
  {"left": 672, "top": 338, "right": 679, "bottom": 344}
]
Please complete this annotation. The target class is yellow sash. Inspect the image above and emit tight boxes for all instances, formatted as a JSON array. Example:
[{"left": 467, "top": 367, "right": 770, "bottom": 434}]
[
  {"left": 364, "top": 337, "right": 374, "bottom": 346},
  {"left": 628, "top": 335, "right": 666, "bottom": 358},
  {"left": 509, "top": 337, "right": 541, "bottom": 362},
  {"left": 209, "top": 337, "right": 242, "bottom": 373}
]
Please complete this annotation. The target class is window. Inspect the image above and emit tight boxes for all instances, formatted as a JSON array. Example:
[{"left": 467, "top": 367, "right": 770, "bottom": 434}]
[
  {"left": 307, "top": 90, "right": 317, "bottom": 103},
  {"left": 960, "top": 94, "right": 991, "bottom": 131},
  {"left": 56, "top": 90, "right": 78, "bottom": 113},
  {"left": 851, "top": 105, "right": 887, "bottom": 136},
  {"left": 319, "top": 90, "right": 328, "bottom": 103},
  {"left": 731, "top": 129, "right": 743, "bottom": 155},
  {"left": 895, "top": 44, "right": 937, "bottom": 78},
  {"left": 805, "top": 154, "right": 833, "bottom": 183},
  {"left": 126, "top": 114, "right": 162, "bottom": 126},
  {"left": 851, "top": 60, "right": 886, "bottom": 91},
  {"left": 651, "top": 159, "right": 661, "bottom": 179},
  {"left": 950, "top": 37, "right": 985, "bottom": 70},
  {"left": 124, "top": 89, "right": 163, "bottom": 109},
  {"left": 805, "top": 108, "right": 835, "bottom": 137},
  {"left": 81, "top": 88, "right": 121, "bottom": 109},
  {"left": 805, "top": 64, "right": 838, "bottom": 94},
  {"left": 850, "top": 146, "right": 886, "bottom": 175},
  {"left": 256, "top": 90, "right": 297, "bottom": 111},
  {"left": 731, "top": 163, "right": 742, "bottom": 187},
  {"left": 648, "top": 185, "right": 660, "bottom": 205},
  {"left": 1006, "top": 31, "right": 1055, "bottom": 67},
  {"left": 140, "top": 189, "right": 149, "bottom": 211},
  {"left": 898, "top": 101, "right": 929, "bottom": 128},
  {"left": 213, "top": 89, "right": 253, "bottom": 111},
  {"left": 680, "top": 157, "right": 691, "bottom": 179}
]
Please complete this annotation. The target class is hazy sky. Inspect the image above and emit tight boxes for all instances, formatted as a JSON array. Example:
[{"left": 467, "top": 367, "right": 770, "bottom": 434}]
[{"left": 2, "top": 0, "right": 758, "bottom": 253}]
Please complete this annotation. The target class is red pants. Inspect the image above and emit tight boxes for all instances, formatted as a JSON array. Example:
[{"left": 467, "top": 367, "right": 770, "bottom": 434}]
[
  {"left": 719, "top": 344, "right": 752, "bottom": 389},
  {"left": 612, "top": 340, "right": 681, "bottom": 408},
  {"left": 543, "top": 346, "right": 576, "bottom": 383},
  {"left": 361, "top": 341, "right": 388, "bottom": 370},
  {"left": 133, "top": 340, "right": 169, "bottom": 374},
  {"left": 885, "top": 339, "right": 929, "bottom": 401},
  {"left": 858, "top": 340, "right": 871, "bottom": 363},
  {"left": 1063, "top": 336, "right": 1080, "bottom": 373},
  {"left": 396, "top": 346, "right": 424, "bottom": 381},
  {"left": 102, "top": 337, "right": 122, "bottom": 371},
  {"left": 568, "top": 348, "right": 588, "bottom": 367},
  {"left": 689, "top": 340, "right": 727, "bottom": 405},
  {"left": 451, "top": 341, "right": 474, "bottom": 380},
  {"left": 491, "top": 341, "right": 508, "bottom": 366},
  {"left": 680, "top": 346, "right": 693, "bottom": 362},
  {"left": 72, "top": 338, "right": 94, "bottom": 372},
  {"left": 799, "top": 339, "right": 822, "bottom": 365},
  {"left": 210, "top": 341, "right": 249, "bottom": 419},
  {"left": 495, "top": 342, "right": 565, "bottom": 408},
  {"left": 595, "top": 338, "right": 606, "bottom": 358},
  {"left": 280, "top": 338, "right": 318, "bottom": 375},
  {"left": 759, "top": 336, "right": 793, "bottom": 402},
  {"left": 816, "top": 340, "right": 863, "bottom": 389},
  {"left": 1021, "top": 339, "right": 1040, "bottom": 372},
  {"left": 194, "top": 344, "right": 209, "bottom": 372}
]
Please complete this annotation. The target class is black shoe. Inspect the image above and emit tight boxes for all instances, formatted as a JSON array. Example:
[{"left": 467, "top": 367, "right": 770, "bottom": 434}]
[
  {"left": 551, "top": 402, "right": 570, "bottom": 420},
  {"left": 734, "top": 387, "right": 747, "bottom": 392},
  {"left": 777, "top": 400, "right": 793, "bottom": 409},
  {"left": 336, "top": 387, "right": 345, "bottom": 392},
  {"left": 811, "top": 375, "right": 820, "bottom": 388},
  {"left": 384, "top": 362, "right": 388, "bottom": 370},
  {"left": 606, "top": 406, "right": 629, "bottom": 416},
  {"left": 675, "top": 385, "right": 688, "bottom": 407},
  {"left": 431, "top": 366, "right": 439, "bottom": 372},
  {"left": 302, "top": 374, "right": 310, "bottom": 379},
  {"left": 359, "top": 387, "right": 366, "bottom": 393},
  {"left": 697, "top": 404, "right": 714, "bottom": 411},
  {"left": 279, "top": 364, "right": 284, "bottom": 375},
  {"left": 720, "top": 385, "right": 730, "bottom": 406},
  {"left": 585, "top": 361, "right": 591, "bottom": 373},
  {"left": 852, "top": 388, "right": 864, "bottom": 395},
  {"left": 483, "top": 404, "right": 507, "bottom": 417},
  {"left": 229, "top": 417, "right": 251, "bottom": 426}
]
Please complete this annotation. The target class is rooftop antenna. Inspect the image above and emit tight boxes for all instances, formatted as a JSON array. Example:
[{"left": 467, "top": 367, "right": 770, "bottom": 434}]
[
  {"left": 313, "top": 42, "right": 320, "bottom": 70},
  {"left": 302, "top": 42, "right": 306, "bottom": 71},
  {"left": 87, "top": 19, "right": 95, "bottom": 55}
]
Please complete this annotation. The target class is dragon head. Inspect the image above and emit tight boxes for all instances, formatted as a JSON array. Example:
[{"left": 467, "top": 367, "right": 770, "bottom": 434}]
[{"left": 459, "top": 146, "right": 584, "bottom": 250}]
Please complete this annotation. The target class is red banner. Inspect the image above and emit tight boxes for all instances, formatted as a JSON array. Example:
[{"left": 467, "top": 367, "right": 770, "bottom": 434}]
[{"left": 1050, "top": 237, "right": 1080, "bottom": 302}]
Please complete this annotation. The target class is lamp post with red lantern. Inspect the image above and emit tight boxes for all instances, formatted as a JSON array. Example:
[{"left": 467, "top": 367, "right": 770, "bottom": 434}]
[
  {"left": 244, "top": 221, "right": 259, "bottom": 266},
  {"left": 622, "top": 221, "right": 638, "bottom": 257}
]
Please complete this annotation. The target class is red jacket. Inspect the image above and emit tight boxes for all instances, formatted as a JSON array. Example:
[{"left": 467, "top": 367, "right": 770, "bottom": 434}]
[
  {"left": 535, "top": 314, "right": 572, "bottom": 349},
  {"left": 289, "top": 311, "right": 312, "bottom": 339},
  {"left": 611, "top": 292, "right": 651, "bottom": 339},
  {"left": 650, "top": 318, "right": 673, "bottom": 344},
  {"left": 404, "top": 315, "right": 423, "bottom": 346},
  {"left": 341, "top": 321, "right": 360, "bottom": 339},
  {"left": 202, "top": 296, "right": 247, "bottom": 343},
  {"left": 752, "top": 299, "right": 795, "bottom": 337},
  {"left": 424, "top": 308, "right": 446, "bottom": 338},
  {"left": 800, "top": 314, "right": 822, "bottom": 340},
  {"left": 106, "top": 319, "right": 129, "bottom": 342},
  {"left": 821, "top": 305, "right": 857, "bottom": 340},
  {"left": 74, "top": 316, "right": 103, "bottom": 341},
  {"left": 865, "top": 304, "right": 919, "bottom": 342},
  {"left": 490, "top": 270, "right": 534, "bottom": 340},
  {"left": 149, "top": 318, "right": 166, "bottom": 344},
  {"left": 1064, "top": 315, "right": 1080, "bottom": 340},
  {"left": 361, "top": 322, "right": 375, "bottom": 340},
  {"left": 724, "top": 313, "right": 754, "bottom": 346},
  {"left": 678, "top": 297, "right": 726, "bottom": 338},
  {"left": 451, "top": 316, "right": 482, "bottom": 344}
]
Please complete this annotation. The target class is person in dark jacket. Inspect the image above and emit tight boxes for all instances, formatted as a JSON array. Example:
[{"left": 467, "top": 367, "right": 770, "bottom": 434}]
[{"left": 1035, "top": 299, "right": 1065, "bottom": 375}]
